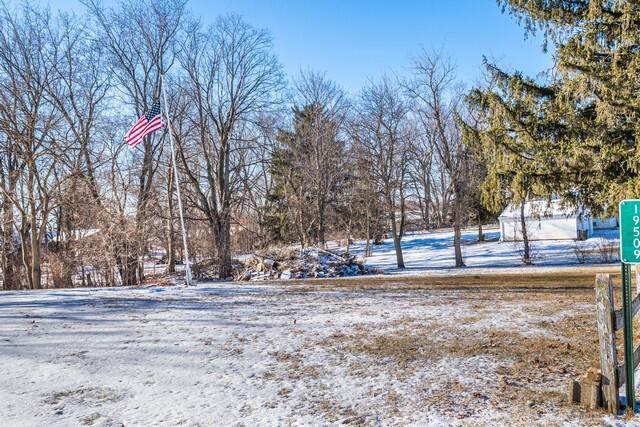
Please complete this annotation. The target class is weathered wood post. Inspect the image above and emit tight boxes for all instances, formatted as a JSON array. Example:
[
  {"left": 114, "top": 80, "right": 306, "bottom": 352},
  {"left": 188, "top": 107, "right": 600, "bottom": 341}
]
[{"left": 595, "top": 273, "right": 619, "bottom": 413}]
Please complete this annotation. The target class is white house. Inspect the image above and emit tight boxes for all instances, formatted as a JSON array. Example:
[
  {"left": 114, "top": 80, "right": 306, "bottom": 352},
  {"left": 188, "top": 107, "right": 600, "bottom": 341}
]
[{"left": 499, "top": 199, "right": 593, "bottom": 242}]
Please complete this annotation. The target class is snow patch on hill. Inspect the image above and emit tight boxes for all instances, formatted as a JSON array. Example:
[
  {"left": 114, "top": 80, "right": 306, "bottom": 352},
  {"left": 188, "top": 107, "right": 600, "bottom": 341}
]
[{"left": 339, "top": 228, "right": 619, "bottom": 274}]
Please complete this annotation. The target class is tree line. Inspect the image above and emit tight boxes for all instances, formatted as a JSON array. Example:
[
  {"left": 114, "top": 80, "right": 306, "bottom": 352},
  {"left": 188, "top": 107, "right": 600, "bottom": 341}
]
[{"left": 2, "top": 0, "right": 629, "bottom": 289}]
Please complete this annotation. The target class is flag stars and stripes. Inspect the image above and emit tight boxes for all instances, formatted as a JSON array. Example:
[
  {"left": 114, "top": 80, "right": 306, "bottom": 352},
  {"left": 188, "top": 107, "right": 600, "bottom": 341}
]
[{"left": 124, "top": 100, "right": 165, "bottom": 147}]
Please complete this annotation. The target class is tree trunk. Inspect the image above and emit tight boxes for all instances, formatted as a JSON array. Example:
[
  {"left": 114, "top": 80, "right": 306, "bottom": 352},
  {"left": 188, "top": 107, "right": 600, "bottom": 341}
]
[
  {"left": 216, "top": 212, "right": 233, "bottom": 278},
  {"left": 440, "top": 169, "right": 449, "bottom": 224},
  {"left": 432, "top": 189, "right": 442, "bottom": 227},
  {"left": 118, "top": 252, "right": 139, "bottom": 287},
  {"left": 2, "top": 251, "right": 20, "bottom": 290},
  {"left": 137, "top": 248, "right": 145, "bottom": 283},
  {"left": 399, "top": 198, "right": 406, "bottom": 239},
  {"left": 81, "top": 261, "right": 86, "bottom": 287},
  {"left": 30, "top": 230, "right": 41, "bottom": 289},
  {"left": 317, "top": 199, "right": 326, "bottom": 248},
  {"left": 364, "top": 209, "right": 372, "bottom": 257},
  {"left": 519, "top": 201, "right": 532, "bottom": 265},
  {"left": 19, "top": 224, "right": 32, "bottom": 289},
  {"left": 294, "top": 186, "right": 308, "bottom": 249},
  {"left": 388, "top": 202, "right": 405, "bottom": 268},
  {"left": 452, "top": 188, "right": 465, "bottom": 267},
  {"left": 478, "top": 210, "right": 484, "bottom": 241},
  {"left": 1, "top": 200, "right": 21, "bottom": 290},
  {"left": 453, "top": 224, "right": 464, "bottom": 267},
  {"left": 425, "top": 172, "right": 431, "bottom": 229},
  {"left": 166, "top": 236, "right": 176, "bottom": 274},
  {"left": 345, "top": 213, "right": 353, "bottom": 254},
  {"left": 453, "top": 206, "right": 464, "bottom": 267}
]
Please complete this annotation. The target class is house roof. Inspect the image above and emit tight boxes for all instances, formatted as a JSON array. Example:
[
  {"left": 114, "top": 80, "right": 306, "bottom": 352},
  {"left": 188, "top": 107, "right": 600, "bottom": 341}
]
[{"left": 499, "top": 199, "right": 586, "bottom": 220}]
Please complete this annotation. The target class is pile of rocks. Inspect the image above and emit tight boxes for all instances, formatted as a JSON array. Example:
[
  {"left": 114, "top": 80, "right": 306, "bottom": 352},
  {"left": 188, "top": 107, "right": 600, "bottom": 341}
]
[{"left": 234, "top": 247, "right": 367, "bottom": 281}]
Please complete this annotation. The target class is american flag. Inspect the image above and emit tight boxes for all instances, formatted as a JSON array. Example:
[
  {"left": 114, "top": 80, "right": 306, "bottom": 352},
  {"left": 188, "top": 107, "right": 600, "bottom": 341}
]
[{"left": 124, "top": 101, "right": 164, "bottom": 147}]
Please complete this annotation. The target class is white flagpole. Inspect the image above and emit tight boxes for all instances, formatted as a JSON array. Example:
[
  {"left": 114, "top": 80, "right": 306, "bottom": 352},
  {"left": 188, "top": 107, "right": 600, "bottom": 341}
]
[{"left": 161, "top": 73, "right": 193, "bottom": 286}]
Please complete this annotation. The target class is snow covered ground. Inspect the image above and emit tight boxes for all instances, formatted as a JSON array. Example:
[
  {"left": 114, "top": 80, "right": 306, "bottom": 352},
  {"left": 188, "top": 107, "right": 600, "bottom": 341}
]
[
  {"left": 0, "top": 282, "right": 630, "bottom": 426},
  {"left": 341, "top": 228, "right": 619, "bottom": 274}
]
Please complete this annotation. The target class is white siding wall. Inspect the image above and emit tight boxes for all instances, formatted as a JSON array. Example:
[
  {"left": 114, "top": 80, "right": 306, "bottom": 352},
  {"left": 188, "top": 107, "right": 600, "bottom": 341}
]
[{"left": 500, "top": 216, "right": 578, "bottom": 241}]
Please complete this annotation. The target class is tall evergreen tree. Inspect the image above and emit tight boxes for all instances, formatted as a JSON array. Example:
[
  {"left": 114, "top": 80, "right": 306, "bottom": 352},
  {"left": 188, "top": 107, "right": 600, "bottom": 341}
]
[
  {"left": 470, "top": 1, "right": 640, "bottom": 216},
  {"left": 269, "top": 103, "right": 346, "bottom": 247}
]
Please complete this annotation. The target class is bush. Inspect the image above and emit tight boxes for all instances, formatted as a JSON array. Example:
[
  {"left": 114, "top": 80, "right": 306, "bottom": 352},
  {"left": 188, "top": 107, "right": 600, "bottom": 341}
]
[
  {"left": 593, "top": 238, "right": 619, "bottom": 264},
  {"left": 513, "top": 241, "right": 541, "bottom": 265},
  {"left": 572, "top": 241, "right": 591, "bottom": 264}
]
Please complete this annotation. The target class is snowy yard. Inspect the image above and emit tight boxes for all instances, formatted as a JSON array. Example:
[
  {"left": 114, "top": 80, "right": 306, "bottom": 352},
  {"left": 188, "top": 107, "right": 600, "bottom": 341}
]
[
  {"left": 0, "top": 281, "right": 625, "bottom": 426},
  {"left": 343, "top": 228, "right": 620, "bottom": 274}
]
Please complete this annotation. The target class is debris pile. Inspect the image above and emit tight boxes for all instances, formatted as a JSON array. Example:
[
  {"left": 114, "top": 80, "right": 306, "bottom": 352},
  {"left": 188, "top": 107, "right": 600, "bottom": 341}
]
[
  {"left": 191, "top": 259, "right": 219, "bottom": 280},
  {"left": 234, "top": 247, "right": 367, "bottom": 281}
]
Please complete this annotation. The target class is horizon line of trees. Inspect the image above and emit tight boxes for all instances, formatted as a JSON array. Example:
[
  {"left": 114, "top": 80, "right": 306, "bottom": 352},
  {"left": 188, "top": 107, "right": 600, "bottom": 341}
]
[
  {"left": 3, "top": 0, "right": 628, "bottom": 290},
  {"left": 0, "top": 0, "right": 493, "bottom": 290}
]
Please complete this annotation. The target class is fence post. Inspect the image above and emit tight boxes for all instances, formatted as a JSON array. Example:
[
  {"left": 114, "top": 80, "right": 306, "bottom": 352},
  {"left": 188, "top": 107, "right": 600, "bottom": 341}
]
[{"left": 595, "top": 273, "right": 619, "bottom": 413}]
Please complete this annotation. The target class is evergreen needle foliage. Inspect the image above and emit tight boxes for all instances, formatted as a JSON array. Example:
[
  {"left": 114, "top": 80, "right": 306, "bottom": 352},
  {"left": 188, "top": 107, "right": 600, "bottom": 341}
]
[{"left": 469, "top": 0, "right": 640, "bottom": 215}]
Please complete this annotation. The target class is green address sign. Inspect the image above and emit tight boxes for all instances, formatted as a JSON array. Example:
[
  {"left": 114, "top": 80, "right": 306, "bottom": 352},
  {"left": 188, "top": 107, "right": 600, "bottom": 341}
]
[{"left": 619, "top": 200, "right": 640, "bottom": 263}]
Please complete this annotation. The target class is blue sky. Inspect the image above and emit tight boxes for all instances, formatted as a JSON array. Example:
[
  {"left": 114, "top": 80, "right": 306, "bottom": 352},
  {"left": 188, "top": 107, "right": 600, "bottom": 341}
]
[
  {"left": 199, "top": 0, "right": 553, "bottom": 93},
  {"left": 38, "top": 0, "right": 553, "bottom": 94}
]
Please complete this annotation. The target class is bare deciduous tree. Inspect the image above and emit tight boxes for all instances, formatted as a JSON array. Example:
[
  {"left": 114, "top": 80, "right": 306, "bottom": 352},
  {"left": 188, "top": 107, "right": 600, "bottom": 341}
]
[
  {"left": 85, "top": 0, "right": 187, "bottom": 285},
  {"left": 407, "top": 51, "right": 475, "bottom": 267},
  {"left": 0, "top": 5, "right": 66, "bottom": 289},
  {"left": 177, "top": 15, "right": 284, "bottom": 278},
  {"left": 0, "top": 1, "right": 495, "bottom": 290},
  {"left": 351, "top": 77, "right": 409, "bottom": 269}
]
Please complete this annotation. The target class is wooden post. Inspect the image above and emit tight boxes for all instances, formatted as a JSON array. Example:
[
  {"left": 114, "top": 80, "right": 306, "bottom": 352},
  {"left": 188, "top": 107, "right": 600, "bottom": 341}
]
[
  {"left": 568, "top": 379, "right": 581, "bottom": 404},
  {"left": 595, "top": 273, "right": 619, "bottom": 413}
]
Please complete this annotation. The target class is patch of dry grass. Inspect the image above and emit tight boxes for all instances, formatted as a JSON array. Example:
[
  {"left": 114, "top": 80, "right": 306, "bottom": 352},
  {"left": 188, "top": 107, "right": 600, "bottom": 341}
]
[
  {"left": 274, "top": 266, "right": 619, "bottom": 291},
  {"left": 269, "top": 350, "right": 321, "bottom": 380},
  {"left": 312, "top": 290, "right": 604, "bottom": 425}
]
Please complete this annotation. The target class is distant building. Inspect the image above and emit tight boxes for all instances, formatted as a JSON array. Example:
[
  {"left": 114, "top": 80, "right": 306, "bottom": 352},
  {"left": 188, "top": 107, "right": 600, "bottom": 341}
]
[
  {"left": 593, "top": 217, "right": 618, "bottom": 230},
  {"left": 499, "top": 199, "right": 593, "bottom": 242}
]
